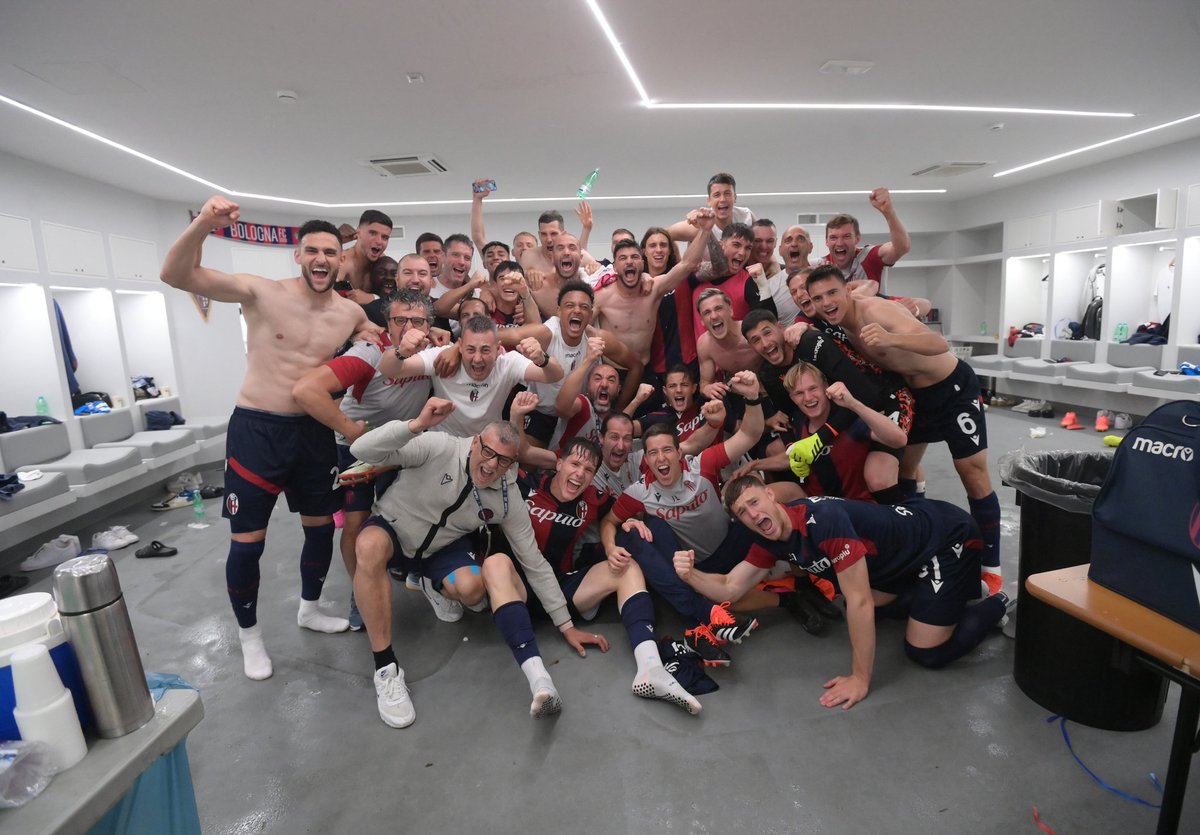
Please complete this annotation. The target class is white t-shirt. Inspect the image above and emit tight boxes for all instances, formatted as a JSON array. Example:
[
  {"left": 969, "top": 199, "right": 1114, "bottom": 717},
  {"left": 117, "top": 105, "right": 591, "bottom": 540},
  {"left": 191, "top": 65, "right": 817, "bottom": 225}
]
[
  {"left": 529, "top": 317, "right": 588, "bottom": 415},
  {"left": 418, "top": 345, "right": 532, "bottom": 437}
]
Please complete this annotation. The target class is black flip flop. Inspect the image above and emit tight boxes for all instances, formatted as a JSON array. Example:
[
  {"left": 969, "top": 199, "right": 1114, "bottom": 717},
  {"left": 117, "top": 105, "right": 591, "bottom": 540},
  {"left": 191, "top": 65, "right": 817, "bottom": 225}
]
[{"left": 136, "top": 541, "right": 179, "bottom": 558}]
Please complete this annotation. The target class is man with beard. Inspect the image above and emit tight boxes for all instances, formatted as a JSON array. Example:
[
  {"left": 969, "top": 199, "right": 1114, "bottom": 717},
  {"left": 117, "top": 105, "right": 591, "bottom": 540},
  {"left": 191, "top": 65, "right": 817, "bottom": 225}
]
[
  {"left": 822, "top": 190, "right": 928, "bottom": 318},
  {"left": 500, "top": 280, "right": 643, "bottom": 446},
  {"left": 433, "top": 260, "right": 540, "bottom": 328},
  {"left": 695, "top": 287, "right": 762, "bottom": 400},
  {"left": 161, "top": 195, "right": 378, "bottom": 681},
  {"left": 600, "top": 371, "right": 766, "bottom": 665},
  {"left": 520, "top": 207, "right": 599, "bottom": 280},
  {"left": 593, "top": 209, "right": 715, "bottom": 368},
  {"left": 378, "top": 316, "right": 563, "bottom": 439},
  {"left": 293, "top": 291, "right": 437, "bottom": 629},
  {"left": 529, "top": 232, "right": 586, "bottom": 317},
  {"left": 350, "top": 401, "right": 605, "bottom": 726},
  {"left": 554, "top": 349, "right": 623, "bottom": 447},
  {"left": 742, "top": 307, "right": 913, "bottom": 505},
  {"left": 339, "top": 209, "right": 393, "bottom": 299},
  {"left": 358, "top": 255, "right": 399, "bottom": 327},
  {"left": 804, "top": 266, "right": 1003, "bottom": 595},
  {"left": 515, "top": 435, "right": 701, "bottom": 715}
]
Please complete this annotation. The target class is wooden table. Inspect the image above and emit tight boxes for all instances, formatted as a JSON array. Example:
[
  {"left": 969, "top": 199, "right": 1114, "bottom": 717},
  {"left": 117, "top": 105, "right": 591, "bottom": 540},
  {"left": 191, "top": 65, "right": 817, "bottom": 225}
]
[{"left": 1027, "top": 565, "right": 1200, "bottom": 835}]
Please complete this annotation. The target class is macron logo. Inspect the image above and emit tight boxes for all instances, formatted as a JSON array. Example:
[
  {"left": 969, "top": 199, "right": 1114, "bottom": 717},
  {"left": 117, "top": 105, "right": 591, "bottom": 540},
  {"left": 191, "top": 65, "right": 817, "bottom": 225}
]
[{"left": 1131, "top": 437, "right": 1194, "bottom": 462}]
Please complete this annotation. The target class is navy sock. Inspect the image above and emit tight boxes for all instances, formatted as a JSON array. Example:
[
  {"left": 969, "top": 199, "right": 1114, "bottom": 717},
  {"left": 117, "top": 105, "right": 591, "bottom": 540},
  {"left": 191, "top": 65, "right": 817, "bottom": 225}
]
[
  {"left": 898, "top": 478, "right": 918, "bottom": 500},
  {"left": 226, "top": 539, "right": 266, "bottom": 628},
  {"left": 905, "top": 594, "right": 1007, "bottom": 669},
  {"left": 967, "top": 492, "right": 1002, "bottom": 571},
  {"left": 619, "top": 591, "right": 656, "bottom": 652},
  {"left": 493, "top": 600, "right": 540, "bottom": 665},
  {"left": 372, "top": 646, "right": 398, "bottom": 673},
  {"left": 299, "top": 522, "right": 336, "bottom": 601}
]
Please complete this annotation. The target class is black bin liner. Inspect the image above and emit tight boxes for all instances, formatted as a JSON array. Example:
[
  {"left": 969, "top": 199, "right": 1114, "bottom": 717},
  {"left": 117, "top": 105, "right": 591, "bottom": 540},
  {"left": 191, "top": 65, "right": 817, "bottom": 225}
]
[{"left": 1000, "top": 449, "right": 1165, "bottom": 731}]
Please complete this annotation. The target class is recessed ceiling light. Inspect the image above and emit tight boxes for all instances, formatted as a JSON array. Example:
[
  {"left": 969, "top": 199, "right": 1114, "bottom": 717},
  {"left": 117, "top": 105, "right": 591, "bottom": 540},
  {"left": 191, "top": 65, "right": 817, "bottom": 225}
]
[
  {"left": 819, "top": 60, "right": 874, "bottom": 75},
  {"left": 406, "top": 73, "right": 424, "bottom": 84}
]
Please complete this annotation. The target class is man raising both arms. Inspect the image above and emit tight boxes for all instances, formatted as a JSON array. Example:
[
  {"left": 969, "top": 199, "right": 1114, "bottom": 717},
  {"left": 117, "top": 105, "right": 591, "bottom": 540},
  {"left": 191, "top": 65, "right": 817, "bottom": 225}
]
[{"left": 160, "top": 195, "right": 378, "bottom": 681}]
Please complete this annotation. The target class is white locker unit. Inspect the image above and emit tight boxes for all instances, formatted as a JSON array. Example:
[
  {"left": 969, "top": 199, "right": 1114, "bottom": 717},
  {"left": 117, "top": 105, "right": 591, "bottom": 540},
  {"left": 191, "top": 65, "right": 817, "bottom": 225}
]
[
  {"left": 0, "top": 214, "right": 39, "bottom": 273},
  {"left": 109, "top": 235, "right": 160, "bottom": 281},
  {"left": 42, "top": 222, "right": 108, "bottom": 278}
]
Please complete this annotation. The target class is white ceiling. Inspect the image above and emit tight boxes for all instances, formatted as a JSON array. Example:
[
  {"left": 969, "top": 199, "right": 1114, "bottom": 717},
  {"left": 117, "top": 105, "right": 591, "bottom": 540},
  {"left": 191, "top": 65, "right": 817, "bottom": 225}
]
[{"left": 2, "top": 0, "right": 1199, "bottom": 216}]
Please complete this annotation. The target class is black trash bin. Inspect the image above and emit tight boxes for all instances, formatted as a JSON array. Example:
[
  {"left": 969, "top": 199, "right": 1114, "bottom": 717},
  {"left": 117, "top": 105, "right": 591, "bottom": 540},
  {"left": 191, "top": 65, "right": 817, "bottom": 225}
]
[{"left": 1001, "top": 449, "right": 1166, "bottom": 731}]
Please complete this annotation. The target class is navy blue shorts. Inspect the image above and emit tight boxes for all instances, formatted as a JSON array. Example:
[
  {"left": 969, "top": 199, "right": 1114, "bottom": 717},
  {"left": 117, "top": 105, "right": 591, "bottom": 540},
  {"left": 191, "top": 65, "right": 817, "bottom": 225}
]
[
  {"left": 523, "top": 409, "right": 560, "bottom": 445},
  {"left": 361, "top": 516, "right": 479, "bottom": 590},
  {"left": 903, "top": 501, "right": 984, "bottom": 626},
  {"left": 907, "top": 359, "right": 988, "bottom": 459},
  {"left": 336, "top": 444, "right": 397, "bottom": 514},
  {"left": 223, "top": 407, "right": 339, "bottom": 533}
]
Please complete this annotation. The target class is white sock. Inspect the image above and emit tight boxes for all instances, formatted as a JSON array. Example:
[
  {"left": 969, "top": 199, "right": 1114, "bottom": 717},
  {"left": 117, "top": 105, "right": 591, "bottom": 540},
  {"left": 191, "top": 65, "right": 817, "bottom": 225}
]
[
  {"left": 297, "top": 599, "right": 350, "bottom": 633},
  {"left": 915, "top": 481, "right": 927, "bottom": 496},
  {"left": 632, "top": 639, "right": 662, "bottom": 677},
  {"left": 238, "top": 625, "right": 273, "bottom": 680},
  {"left": 520, "top": 655, "right": 550, "bottom": 693}
]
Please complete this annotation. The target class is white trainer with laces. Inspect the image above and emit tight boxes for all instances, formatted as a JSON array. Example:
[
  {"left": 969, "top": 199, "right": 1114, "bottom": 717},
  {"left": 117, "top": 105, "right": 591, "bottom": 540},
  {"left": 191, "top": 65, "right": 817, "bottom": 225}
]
[
  {"left": 418, "top": 577, "right": 464, "bottom": 622},
  {"left": 20, "top": 534, "right": 81, "bottom": 571},
  {"left": 374, "top": 663, "right": 416, "bottom": 728},
  {"left": 93, "top": 528, "right": 136, "bottom": 551},
  {"left": 107, "top": 525, "right": 139, "bottom": 548}
]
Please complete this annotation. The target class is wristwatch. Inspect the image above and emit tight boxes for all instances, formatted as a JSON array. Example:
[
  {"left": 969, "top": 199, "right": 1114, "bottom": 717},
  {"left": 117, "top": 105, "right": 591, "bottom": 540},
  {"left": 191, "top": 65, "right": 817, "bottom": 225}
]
[{"left": 535, "top": 352, "right": 551, "bottom": 368}]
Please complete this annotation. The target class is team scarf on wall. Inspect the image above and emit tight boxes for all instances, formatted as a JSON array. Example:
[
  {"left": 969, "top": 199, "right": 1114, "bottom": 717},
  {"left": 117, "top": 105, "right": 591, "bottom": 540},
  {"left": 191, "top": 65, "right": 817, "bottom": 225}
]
[{"left": 188, "top": 211, "right": 301, "bottom": 247}]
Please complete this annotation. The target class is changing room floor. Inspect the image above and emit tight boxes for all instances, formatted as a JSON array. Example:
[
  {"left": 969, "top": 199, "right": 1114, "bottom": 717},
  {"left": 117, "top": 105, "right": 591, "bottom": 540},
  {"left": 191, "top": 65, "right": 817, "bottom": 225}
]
[{"left": 4, "top": 404, "right": 1197, "bottom": 834}]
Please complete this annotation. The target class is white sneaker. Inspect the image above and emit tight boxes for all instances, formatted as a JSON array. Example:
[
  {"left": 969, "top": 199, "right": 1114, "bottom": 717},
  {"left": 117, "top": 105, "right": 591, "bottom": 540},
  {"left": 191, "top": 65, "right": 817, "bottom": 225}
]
[
  {"left": 20, "top": 534, "right": 81, "bottom": 571},
  {"left": 1114, "top": 412, "right": 1132, "bottom": 430},
  {"left": 107, "top": 525, "right": 139, "bottom": 547},
  {"left": 93, "top": 528, "right": 137, "bottom": 550},
  {"left": 167, "top": 471, "right": 202, "bottom": 495},
  {"left": 374, "top": 663, "right": 416, "bottom": 728},
  {"left": 418, "top": 577, "right": 464, "bottom": 623},
  {"left": 151, "top": 491, "right": 193, "bottom": 511}
]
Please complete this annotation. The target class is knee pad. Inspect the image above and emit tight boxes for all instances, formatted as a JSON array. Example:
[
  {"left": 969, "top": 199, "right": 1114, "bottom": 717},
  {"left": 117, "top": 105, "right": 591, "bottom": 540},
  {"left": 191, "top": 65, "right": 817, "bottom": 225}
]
[{"left": 903, "top": 639, "right": 959, "bottom": 670}]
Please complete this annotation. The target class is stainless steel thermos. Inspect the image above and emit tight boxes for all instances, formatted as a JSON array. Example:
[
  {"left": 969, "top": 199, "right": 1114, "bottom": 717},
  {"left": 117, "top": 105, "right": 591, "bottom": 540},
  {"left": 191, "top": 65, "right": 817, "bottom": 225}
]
[{"left": 53, "top": 553, "right": 154, "bottom": 738}]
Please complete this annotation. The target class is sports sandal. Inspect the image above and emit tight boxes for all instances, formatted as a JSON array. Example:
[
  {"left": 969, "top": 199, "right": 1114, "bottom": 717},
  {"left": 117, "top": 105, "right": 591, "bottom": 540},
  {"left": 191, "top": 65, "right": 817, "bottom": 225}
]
[{"left": 135, "top": 541, "right": 179, "bottom": 558}]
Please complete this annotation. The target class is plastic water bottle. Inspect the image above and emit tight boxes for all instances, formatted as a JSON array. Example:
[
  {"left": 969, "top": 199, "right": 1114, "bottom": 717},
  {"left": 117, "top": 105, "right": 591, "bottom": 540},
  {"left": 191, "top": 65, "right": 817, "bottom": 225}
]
[
  {"left": 35, "top": 396, "right": 49, "bottom": 416},
  {"left": 576, "top": 168, "right": 599, "bottom": 200},
  {"left": 189, "top": 489, "right": 208, "bottom": 529},
  {"left": 980, "top": 321, "right": 987, "bottom": 336}
]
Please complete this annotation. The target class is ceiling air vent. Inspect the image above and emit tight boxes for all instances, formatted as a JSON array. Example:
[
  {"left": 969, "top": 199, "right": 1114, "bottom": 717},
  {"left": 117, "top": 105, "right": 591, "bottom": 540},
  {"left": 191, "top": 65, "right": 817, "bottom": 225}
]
[
  {"left": 911, "top": 162, "right": 989, "bottom": 177},
  {"left": 797, "top": 212, "right": 842, "bottom": 225},
  {"left": 365, "top": 154, "right": 448, "bottom": 177}
]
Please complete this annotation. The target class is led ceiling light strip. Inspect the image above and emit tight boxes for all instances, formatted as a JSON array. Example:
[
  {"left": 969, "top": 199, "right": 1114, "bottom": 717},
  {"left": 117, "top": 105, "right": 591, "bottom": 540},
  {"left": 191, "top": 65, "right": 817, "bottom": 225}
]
[
  {"left": 581, "top": 1, "right": 1131, "bottom": 119},
  {"left": 993, "top": 111, "right": 1200, "bottom": 177},
  {"left": 0, "top": 93, "right": 947, "bottom": 207}
]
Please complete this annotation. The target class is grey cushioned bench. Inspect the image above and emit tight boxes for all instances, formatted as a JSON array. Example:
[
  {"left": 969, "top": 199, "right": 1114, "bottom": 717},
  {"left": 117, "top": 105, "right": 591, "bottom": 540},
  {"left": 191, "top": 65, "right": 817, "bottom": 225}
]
[
  {"left": 137, "top": 396, "right": 227, "bottom": 440},
  {"left": 81, "top": 409, "right": 195, "bottom": 461},
  {"left": 1011, "top": 358, "right": 1088, "bottom": 379},
  {"left": 1132, "top": 370, "right": 1200, "bottom": 395},
  {"left": 0, "top": 471, "right": 74, "bottom": 532},
  {"left": 1004, "top": 338, "right": 1043, "bottom": 359},
  {"left": 1063, "top": 364, "right": 1154, "bottom": 386},
  {"left": 967, "top": 355, "right": 1015, "bottom": 376},
  {"left": 1108, "top": 343, "right": 1165, "bottom": 369},
  {"left": 1, "top": 423, "right": 144, "bottom": 490}
]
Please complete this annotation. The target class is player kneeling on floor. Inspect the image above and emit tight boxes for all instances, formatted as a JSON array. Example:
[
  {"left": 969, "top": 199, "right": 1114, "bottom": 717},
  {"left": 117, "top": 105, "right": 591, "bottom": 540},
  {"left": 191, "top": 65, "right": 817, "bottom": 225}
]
[{"left": 674, "top": 475, "right": 1010, "bottom": 710}]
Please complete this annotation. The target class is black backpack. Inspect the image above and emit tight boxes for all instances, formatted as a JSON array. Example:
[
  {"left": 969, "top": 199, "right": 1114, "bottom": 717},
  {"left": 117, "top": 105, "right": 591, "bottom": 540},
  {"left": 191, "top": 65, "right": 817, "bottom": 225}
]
[
  {"left": 1081, "top": 296, "right": 1102, "bottom": 341},
  {"left": 1089, "top": 400, "right": 1200, "bottom": 629}
]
